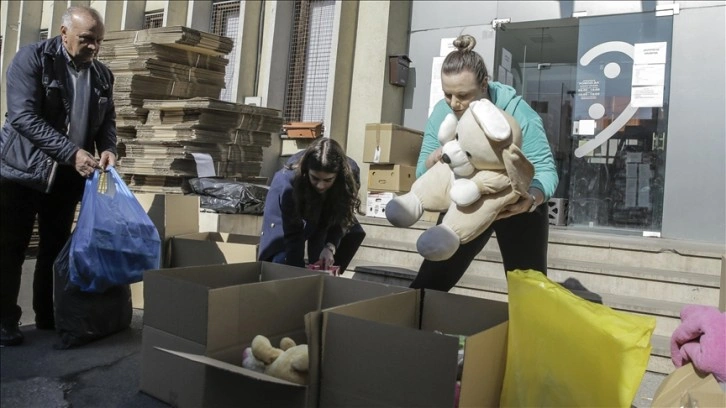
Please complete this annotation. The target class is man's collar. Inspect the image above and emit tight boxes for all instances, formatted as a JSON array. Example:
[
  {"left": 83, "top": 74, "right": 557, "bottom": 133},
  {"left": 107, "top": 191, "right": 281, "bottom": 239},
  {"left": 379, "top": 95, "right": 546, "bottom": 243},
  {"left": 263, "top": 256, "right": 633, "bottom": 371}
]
[{"left": 60, "top": 44, "right": 92, "bottom": 71}]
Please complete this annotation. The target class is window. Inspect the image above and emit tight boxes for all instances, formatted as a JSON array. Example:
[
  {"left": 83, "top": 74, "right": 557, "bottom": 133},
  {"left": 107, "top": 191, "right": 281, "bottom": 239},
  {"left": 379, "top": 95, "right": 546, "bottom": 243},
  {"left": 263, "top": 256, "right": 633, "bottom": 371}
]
[
  {"left": 143, "top": 10, "right": 164, "bottom": 29},
  {"left": 39, "top": 29, "right": 48, "bottom": 41},
  {"left": 284, "top": 0, "right": 335, "bottom": 124},
  {"left": 211, "top": 0, "right": 241, "bottom": 102}
]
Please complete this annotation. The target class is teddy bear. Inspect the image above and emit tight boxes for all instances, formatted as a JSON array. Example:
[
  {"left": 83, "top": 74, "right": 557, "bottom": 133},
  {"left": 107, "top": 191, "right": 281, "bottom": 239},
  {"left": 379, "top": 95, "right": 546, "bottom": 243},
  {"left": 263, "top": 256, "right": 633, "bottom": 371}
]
[
  {"left": 248, "top": 334, "right": 309, "bottom": 385},
  {"left": 385, "top": 98, "right": 534, "bottom": 261}
]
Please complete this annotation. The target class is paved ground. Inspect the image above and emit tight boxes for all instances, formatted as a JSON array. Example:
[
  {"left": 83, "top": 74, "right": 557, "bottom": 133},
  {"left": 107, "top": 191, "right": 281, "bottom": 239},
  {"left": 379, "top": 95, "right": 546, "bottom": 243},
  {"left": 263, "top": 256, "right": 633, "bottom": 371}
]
[{"left": 1, "top": 259, "right": 668, "bottom": 407}]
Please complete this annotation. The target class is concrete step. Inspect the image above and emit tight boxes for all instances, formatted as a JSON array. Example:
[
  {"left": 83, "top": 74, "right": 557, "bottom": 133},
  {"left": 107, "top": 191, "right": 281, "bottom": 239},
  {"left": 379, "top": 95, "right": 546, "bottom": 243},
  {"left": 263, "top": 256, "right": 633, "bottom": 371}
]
[
  {"left": 357, "top": 216, "right": 725, "bottom": 276},
  {"left": 357, "top": 237, "right": 721, "bottom": 306},
  {"left": 350, "top": 263, "right": 677, "bottom": 374},
  {"left": 353, "top": 261, "right": 683, "bottom": 338}
]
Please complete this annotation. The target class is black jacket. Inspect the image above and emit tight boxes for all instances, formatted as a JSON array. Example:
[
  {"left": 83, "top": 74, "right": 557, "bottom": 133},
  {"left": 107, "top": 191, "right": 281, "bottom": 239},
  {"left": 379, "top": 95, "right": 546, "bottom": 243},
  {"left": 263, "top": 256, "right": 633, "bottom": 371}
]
[{"left": 0, "top": 35, "right": 117, "bottom": 192}]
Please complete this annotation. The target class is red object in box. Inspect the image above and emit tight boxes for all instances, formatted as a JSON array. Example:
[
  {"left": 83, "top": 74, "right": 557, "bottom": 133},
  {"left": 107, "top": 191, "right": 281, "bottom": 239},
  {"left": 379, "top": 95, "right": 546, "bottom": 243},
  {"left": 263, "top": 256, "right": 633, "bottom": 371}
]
[{"left": 306, "top": 263, "right": 341, "bottom": 276}]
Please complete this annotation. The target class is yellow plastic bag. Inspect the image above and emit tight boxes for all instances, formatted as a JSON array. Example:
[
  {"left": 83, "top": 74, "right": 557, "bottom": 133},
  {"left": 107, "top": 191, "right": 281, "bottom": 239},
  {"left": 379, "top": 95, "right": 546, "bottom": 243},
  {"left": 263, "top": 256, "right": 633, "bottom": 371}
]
[{"left": 500, "top": 270, "right": 656, "bottom": 407}]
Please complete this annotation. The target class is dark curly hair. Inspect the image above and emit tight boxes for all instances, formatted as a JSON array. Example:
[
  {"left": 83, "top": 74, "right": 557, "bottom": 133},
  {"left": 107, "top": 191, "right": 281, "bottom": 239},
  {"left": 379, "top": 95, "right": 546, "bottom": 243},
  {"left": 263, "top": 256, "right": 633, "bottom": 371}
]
[
  {"left": 441, "top": 34, "right": 489, "bottom": 85},
  {"left": 291, "top": 138, "right": 361, "bottom": 230}
]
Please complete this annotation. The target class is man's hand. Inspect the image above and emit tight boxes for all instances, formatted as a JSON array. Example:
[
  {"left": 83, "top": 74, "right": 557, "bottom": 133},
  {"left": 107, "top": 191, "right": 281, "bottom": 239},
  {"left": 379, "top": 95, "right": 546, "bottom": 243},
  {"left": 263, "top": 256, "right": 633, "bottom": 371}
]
[
  {"left": 74, "top": 149, "right": 100, "bottom": 178},
  {"left": 99, "top": 151, "right": 116, "bottom": 171}
]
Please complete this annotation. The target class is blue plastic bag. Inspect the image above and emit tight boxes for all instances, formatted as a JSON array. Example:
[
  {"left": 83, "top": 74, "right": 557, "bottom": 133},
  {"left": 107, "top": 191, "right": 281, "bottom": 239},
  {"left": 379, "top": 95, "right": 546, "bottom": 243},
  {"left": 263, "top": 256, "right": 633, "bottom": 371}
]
[{"left": 70, "top": 167, "right": 161, "bottom": 293}]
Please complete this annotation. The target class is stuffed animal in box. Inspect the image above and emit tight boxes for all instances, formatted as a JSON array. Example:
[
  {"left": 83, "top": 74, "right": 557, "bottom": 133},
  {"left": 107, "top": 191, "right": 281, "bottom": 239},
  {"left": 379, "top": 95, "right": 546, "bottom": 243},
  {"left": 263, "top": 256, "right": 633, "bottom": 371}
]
[
  {"left": 386, "top": 99, "right": 534, "bottom": 261},
  {"left": 249, "top": 335, "right": 309, "bottom": 385}
]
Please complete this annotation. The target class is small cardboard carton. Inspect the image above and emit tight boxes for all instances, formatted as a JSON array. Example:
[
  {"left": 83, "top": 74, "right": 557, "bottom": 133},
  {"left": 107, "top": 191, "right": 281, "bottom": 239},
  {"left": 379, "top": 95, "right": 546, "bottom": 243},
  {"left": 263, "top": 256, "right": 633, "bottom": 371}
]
[
  {"left": 140, "top": 264, "right": 412, "bottom": 408},
  {"left": 366, "top": 191, "right": 397, "bottom": 218},
  {"left": 284, "top": 122, "right": 324, "bottom": 138},
  {"left": 366, "top": 191, "right": 438, "bottom": 222},
  {"left": 651, "top": 363, "right": 726, "bottom": 407},
  {"left": 131, "top": 193, "right": 201, "bottom": 308},
  {"left": 316, "top": 289, "right": 509, "bottom": 407},
  {"left": 367, "top": 164, "right": 416, "bottom": 192},
  {"left": 363, "top": 123, "right": 423, "bottom": 166},
  {"left": 169, "top": 232, "right": 259, "bottom": 267},
  {"left": 218, "top": 213, "right": 264, "bottom": 236}
]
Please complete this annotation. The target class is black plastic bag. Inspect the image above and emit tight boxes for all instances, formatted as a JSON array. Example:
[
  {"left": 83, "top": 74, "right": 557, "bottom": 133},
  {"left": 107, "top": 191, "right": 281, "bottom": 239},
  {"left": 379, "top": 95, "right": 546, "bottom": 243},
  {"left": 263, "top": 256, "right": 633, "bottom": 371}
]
[
  {"left": 53, "top": 238, "right": 132, "bottom": 349},
  {"left": 188, "top": 177, "right": 269, "bottom": 214}
]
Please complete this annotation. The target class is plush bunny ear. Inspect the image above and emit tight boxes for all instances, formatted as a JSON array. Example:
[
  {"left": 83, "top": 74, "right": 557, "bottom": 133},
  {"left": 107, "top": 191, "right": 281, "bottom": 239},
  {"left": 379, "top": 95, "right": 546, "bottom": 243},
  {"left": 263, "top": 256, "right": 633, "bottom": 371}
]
[
  {"left": 470, "top": 99, "right": 511, "bottom": 142},
  {"left": 438, "top": 113, "right": 458, "bottom": 144}
]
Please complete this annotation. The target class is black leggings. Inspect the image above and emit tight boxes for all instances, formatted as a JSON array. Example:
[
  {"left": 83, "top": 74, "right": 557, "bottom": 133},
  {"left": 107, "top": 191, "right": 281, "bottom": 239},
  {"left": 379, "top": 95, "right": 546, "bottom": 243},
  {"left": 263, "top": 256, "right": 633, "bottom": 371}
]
[{"left": 410, "top": 204, "right": 549, "bottom": 292}]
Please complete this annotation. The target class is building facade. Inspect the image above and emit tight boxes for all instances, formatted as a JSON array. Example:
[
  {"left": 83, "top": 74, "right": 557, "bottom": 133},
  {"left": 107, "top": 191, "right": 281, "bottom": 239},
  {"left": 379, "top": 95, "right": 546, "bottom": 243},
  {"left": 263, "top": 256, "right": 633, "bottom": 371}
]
[{"left": 1, "top": 0, "right": 724, "bottom": 245}]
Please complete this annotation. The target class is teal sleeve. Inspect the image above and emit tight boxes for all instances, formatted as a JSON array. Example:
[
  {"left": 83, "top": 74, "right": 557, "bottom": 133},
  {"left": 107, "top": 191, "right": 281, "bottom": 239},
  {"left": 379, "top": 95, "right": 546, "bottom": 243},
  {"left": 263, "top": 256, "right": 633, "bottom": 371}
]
[
  {"left": 518, "top": 112, "right": 559, "bottom": 201},
  {"left": 416, "top": 99, "right": 452, "bottom": 178}
]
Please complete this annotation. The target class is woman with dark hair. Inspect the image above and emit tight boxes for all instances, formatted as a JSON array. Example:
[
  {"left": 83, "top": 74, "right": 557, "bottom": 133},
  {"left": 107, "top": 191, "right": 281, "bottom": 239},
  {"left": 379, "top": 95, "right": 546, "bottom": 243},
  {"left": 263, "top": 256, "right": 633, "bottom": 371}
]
[
  {"left": 411, "top": 34, "right": 558, "bottom": 291},
  {"left": 258, "top": 137, "right": 365, "bottom": 275}
]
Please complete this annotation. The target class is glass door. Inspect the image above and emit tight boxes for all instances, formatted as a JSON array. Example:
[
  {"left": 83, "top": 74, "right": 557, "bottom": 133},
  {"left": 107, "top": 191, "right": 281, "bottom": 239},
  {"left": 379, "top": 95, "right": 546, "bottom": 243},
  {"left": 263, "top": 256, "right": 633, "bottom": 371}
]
[
  {"left": 493, "top": 20, "right": 579, "bottom": 200},
  {"left": 570, "top": 12, "right": 673, "bottom": 233},
  {"left": 494, "top": 13, "right": 673, "bottom": 234}
]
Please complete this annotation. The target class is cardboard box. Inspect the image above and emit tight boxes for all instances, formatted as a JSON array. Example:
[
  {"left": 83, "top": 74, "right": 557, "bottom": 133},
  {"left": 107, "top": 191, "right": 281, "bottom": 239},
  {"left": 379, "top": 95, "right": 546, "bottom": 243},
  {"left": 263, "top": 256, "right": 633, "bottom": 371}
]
[
  {"left": 141, "top": 262, "right": 412, "bottom": 408},
  {"left": 363, "top": 123, "right": 423, "bottom": 166},
  {"left": 284, "top": 122, "right": 323, "bottom": 138},
  {"left": 218, "top": 213, "right": 264, "bottom": 236},
  {"left": 169, "top": 232, "right": 259, "bottom": 267},
  {"left": 366, "top": 192, "right": 439, "bottom": 222},
  {"left": 651, "top": 363, "right": 726, "bottom": 407},
  {"left": 132, "top": 193, "right": 201, "bottom": 308},
  {"left": 366, "top": 191, "right": 396, "bottom": 218},
  {"left": 368, "top": 164, "right": 416, "bottom": 192},
  {"left": 280, "top": 137, "right": 314, "bottom": 156},
  {"left": 316, "top": 290, "right": 509, "bottom": 407}
]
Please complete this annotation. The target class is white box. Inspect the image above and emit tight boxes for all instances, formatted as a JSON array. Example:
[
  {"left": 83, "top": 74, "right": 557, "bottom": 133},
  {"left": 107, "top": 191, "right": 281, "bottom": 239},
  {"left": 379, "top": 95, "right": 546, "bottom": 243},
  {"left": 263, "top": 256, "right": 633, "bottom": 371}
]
[
  {"left": 548, "top": 198, "right": 568, "bottom": 226},
  {"left": 366, "top": 191, "right": 397, "bottom": 218}
]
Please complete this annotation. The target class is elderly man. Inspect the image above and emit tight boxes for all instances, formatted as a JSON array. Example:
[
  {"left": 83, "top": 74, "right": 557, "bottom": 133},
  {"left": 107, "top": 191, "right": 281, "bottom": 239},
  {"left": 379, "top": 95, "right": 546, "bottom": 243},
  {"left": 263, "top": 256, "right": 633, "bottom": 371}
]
[{"left": 0, "top": 6, "right": 117, "bottom": 346}]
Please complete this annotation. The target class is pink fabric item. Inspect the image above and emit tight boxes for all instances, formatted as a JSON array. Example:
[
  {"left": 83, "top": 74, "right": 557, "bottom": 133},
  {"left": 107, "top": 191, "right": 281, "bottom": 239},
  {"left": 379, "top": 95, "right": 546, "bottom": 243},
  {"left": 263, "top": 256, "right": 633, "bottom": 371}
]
[{"left": 670, "top": 305, "right": 726, "bottom": 382}]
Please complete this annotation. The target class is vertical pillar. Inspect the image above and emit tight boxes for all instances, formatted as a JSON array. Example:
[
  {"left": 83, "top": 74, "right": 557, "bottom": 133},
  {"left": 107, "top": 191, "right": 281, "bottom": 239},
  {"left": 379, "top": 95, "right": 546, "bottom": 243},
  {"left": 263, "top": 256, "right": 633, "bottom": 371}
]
[
  {"left": 186, "top": 0, "right": 212, "bottom": 32},
  {"left": 257, "top": 0, "right": 294, "bottom": 179},
  {"left": 48, "top": 0, "right": 69, "bottom": 38},
  {"left": 1, "top": 0, "right": 22, "bottom": 120},
  {"left": 18, "top": 0, "right": 44, "bottom": 46},
  {"left": 1, "top": 0, "right": 43, "bottom": 120},
  {"left": 163, "top": 0, "right": 187, "bottom": 27},
  {"left": 323, "top": 0, "right": 358, "bottom": 150},
  {"left": 345, "top": 0, "right": 411, "bottom": 197},
  {"left": 92, "top": 0, "right": 125, "bottom": 32},
  {"left": 231, "top": 0, "right": 262, "bottom": 103},
  {"left": 121, "top": 0, "right": 146, "bottom": 30}
]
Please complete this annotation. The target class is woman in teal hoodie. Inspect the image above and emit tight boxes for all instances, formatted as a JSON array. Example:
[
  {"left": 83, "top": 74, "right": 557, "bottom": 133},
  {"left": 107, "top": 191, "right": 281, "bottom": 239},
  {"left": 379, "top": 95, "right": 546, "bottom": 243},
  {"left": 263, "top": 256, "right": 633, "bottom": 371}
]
[{"left": 411, "top": 34, "right": 559, "bottom": 291}]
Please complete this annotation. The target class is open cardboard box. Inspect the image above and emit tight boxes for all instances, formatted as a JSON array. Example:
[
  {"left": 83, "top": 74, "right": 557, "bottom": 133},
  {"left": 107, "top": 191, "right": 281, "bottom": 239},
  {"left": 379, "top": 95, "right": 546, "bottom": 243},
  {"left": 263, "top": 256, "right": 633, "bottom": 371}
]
[
  {"left": 314, "top": 289, "right": 509, "bottom": 408},
  {"left": 651, "top": 363, "right": 726, "bottom": 407},
  {"left": 168, "top": 232, "right": 259, "bottom": 268},
  {"left": 131, "top": 193, "right": 201, "bottom": 308},
  {"left": 140, "top": 264, "right": 412, "bottom": 407}
]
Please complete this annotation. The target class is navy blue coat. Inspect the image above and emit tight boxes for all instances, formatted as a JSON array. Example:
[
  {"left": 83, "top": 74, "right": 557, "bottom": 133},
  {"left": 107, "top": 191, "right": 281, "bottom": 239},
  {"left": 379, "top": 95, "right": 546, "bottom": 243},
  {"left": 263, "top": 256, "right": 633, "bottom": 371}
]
[
  {"left": 258, "top": 151, "right": 360, "bottom": 267},
  {"left": 0, "top": 36, "right": 117, "bottom": 193}
]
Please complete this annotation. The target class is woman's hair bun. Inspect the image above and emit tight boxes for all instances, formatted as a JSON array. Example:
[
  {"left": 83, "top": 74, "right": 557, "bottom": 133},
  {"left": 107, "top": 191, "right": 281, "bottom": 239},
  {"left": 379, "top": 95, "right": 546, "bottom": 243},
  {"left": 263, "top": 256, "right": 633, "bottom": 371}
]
[{"left": 453, "top": 34, "right": 476, "bottom": 52}]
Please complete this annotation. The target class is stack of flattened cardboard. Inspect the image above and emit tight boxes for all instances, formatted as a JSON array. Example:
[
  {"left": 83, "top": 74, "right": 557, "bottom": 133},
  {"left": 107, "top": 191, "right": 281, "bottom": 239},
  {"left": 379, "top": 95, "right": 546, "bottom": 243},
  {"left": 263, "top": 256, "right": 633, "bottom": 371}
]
[
  {"left": 96, "top": 26, "right": 281, "bottom": 194},
  {"left": 103, "top": 26, "right": 234, "bottom": 56},
  {"left": 97, "top": 26, "right": 232, "bottom": 137},
  {"left": 118, "top": 97, "right": 283, "bottom": 194}
]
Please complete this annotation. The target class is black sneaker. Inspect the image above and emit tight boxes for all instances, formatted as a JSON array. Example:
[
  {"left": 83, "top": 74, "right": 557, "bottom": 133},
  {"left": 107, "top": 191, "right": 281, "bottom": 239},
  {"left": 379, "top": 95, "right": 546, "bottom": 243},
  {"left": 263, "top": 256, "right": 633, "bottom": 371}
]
[{"left": 0, "top": 321, "right": 24, "bottom": 346}]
